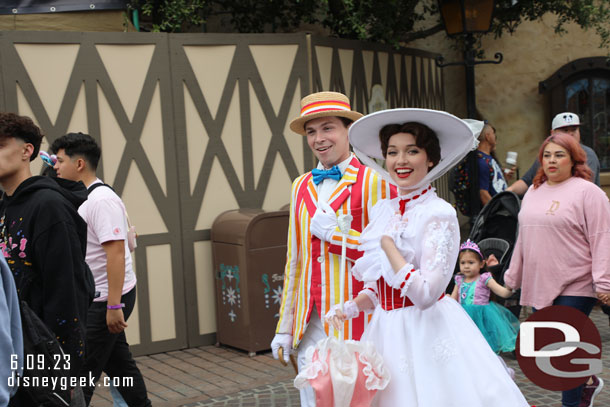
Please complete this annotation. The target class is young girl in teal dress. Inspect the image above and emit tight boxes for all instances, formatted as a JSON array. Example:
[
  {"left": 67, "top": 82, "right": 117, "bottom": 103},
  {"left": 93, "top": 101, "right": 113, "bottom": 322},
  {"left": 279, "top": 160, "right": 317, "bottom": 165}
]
[{"left": 450, "top": 240, "right": 520, "bottom": 353}]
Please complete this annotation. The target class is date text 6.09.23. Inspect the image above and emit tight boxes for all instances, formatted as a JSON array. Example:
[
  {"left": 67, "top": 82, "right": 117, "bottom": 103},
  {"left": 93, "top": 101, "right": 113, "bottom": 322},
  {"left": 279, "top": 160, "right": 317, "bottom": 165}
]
[{"left": 11, "top": 354, "right": 70, "bottom": 371}]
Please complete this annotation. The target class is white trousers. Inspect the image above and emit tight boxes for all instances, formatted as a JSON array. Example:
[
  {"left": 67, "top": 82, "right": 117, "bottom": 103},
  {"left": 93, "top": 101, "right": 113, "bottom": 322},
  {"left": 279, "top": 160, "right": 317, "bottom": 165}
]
[{"left": 297, "top": 310, "right": 326, "bottom": 407}]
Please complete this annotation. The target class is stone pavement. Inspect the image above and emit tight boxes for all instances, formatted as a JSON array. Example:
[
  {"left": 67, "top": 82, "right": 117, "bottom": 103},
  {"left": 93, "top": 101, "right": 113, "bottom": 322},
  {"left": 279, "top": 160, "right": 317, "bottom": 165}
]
[{"left": 91, "top": 306, "right": 610, "bottom": 407}]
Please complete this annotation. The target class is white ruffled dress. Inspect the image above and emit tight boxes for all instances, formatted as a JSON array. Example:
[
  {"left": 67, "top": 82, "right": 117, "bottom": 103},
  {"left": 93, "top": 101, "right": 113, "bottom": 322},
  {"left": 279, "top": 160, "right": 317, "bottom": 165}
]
[{"left": 353, "top": 185, "right": 529, "bottom": 407}]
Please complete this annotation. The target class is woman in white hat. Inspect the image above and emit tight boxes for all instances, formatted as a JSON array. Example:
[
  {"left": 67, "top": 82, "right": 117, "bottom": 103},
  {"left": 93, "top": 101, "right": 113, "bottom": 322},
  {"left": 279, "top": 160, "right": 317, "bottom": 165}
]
[{"left": 326, "top": 109, "right": 529, "bottom": 406}]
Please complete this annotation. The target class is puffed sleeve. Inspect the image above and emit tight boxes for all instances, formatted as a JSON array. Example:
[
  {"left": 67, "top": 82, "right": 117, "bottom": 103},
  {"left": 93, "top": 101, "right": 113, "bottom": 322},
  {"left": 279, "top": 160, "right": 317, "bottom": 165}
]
[
  {"left": 481, "top": 272, "right": 492, "bottom": 285},
  {"left": 389, "top": 211, "right": 460, "bottom": 310},
  {"left": 351, "top": 200, "right": 395, "bottom": 283}
]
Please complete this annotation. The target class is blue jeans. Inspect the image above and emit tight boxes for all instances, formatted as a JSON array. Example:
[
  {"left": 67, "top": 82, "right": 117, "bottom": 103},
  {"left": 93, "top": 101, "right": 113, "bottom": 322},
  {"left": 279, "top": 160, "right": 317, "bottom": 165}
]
[{"left": 551, "top": 296, "right": 597, "bottom": 407}]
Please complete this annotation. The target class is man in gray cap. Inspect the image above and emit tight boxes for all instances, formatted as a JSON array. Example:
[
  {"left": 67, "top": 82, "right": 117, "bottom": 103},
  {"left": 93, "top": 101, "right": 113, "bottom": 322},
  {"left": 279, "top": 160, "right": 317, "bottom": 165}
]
[{"left": 507, "top": 112, "right": 601, "bottom": 195}]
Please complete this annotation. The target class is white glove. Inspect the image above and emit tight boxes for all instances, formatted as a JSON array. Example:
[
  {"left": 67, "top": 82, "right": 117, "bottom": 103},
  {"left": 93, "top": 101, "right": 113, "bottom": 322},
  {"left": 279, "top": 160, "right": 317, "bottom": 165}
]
[
  {"left": 325, "top": 301, "right": 360, "bottom": 332},
  {"left": 337, "top": 214, "right": 353, "bottom": 235},
  {"left": 310, "top": 201, "right": 338, "bottom": 242},
  {"left": 324, "top": 300, "right": 359, "bottom": 321},
  {"left": 382, "top": 213, "right": 404, "bottom": 237},
  {"left": 271, "top": 333, "right": 292, "bottom": 363}
]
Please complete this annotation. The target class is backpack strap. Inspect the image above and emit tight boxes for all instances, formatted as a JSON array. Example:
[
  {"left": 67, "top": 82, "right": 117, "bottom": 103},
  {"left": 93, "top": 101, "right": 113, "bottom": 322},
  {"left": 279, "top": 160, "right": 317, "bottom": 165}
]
[
  {"left": 86, "top": 182, "right": 137, "bottom": 252},
  {"left": 87, "top": 182, "right": 114, "bottom": 196}
]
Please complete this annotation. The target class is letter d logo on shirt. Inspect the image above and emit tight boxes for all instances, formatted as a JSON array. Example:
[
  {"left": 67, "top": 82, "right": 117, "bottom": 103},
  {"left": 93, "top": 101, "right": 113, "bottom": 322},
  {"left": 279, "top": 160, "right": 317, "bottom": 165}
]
[{"left": 516, "top": 305, "right": 602, "bottom": 391}]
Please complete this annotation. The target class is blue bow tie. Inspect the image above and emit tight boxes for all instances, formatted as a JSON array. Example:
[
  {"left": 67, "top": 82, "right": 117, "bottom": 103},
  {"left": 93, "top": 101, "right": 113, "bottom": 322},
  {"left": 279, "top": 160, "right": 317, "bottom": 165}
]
[{"left": 312, "top": 166, "right": 342, "bottom": 185}]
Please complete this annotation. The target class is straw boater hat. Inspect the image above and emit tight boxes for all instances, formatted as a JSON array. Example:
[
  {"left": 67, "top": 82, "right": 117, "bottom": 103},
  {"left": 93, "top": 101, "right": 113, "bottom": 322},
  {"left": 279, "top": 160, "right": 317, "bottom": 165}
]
[
  {"left": 289, "top": 91, "right": 363, "bottom": 136},
  {"left": 349, "top": 108, "right": 481, "bottom": 190}
]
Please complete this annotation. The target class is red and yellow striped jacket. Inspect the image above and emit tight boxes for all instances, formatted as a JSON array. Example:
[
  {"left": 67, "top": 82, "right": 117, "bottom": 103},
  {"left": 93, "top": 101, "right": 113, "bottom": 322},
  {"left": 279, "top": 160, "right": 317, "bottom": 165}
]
[{"left": 276, "top": 155, "right": 395, "bottom": 348}]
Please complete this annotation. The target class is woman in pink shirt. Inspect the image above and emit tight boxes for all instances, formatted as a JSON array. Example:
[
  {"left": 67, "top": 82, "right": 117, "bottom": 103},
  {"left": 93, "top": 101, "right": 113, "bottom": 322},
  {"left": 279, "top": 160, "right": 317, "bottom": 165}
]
[{"left": 504, "top": 132, "right": 610, "bottom": 407}]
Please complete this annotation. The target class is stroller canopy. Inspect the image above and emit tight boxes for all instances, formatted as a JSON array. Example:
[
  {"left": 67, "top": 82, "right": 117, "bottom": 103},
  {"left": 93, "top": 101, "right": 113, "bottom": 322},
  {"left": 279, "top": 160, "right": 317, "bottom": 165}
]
[
  {"left": 470, "top": 191, "right": 520, "bottom": 246},
  {"left": 469, "top": 191, "right": 521, "bottom": 285}
]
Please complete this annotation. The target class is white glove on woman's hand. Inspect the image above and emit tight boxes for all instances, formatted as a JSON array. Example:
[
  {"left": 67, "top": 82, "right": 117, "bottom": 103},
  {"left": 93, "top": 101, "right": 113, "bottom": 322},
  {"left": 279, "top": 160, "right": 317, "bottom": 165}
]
[
  {"left": 324, "top": 300, "right": 360, "bottom": 319},
  {"left": 270, "top": 333, "right": 293, "bottom": 363},
  {"left": 310, "top": 201, "right": 338, "bottom": 242},
  {"left": 325, "top": 301, "right": 359, "bottom": 331},
  {"left": 382, "top": 213, "right": 404, "bottom": 238}
]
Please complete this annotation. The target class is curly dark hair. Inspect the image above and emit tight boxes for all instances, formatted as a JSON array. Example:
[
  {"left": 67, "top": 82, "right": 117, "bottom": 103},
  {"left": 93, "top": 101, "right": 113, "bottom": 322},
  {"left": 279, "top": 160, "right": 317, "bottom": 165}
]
[
  {"left": 379, "top": 122, "right": 441, "bottom": 167},
  {"left": 50, "top": 132, "right": 101, "bottom": 170},
  {"left": 0, "top": 112, "right": 43, "bottom": 161}
]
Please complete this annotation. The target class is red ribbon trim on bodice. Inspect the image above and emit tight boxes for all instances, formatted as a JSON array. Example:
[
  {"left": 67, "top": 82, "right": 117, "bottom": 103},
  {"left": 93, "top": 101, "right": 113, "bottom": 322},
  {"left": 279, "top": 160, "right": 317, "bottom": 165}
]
[{"left": 369, "top": 276, "right": 445, "bottom": 311}]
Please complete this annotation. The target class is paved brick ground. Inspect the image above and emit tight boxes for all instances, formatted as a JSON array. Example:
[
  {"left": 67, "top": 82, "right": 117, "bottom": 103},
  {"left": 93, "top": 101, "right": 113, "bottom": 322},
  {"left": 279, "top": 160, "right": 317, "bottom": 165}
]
[
  {"left": 90, "top": 306, "right": 610, "bottom": 407},
  {"left": 90, "top": 347, "right": 296, "bottom": 406}
]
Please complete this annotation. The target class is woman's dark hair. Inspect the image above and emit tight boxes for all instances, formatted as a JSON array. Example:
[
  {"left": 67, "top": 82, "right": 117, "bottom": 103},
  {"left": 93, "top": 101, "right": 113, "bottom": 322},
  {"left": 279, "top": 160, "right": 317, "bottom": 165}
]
[
  {"left": 379, "top": 122, "right": 441, "bottom": 168},
  {"left": 458, "top": 248, "right": 483, "bottom": 261}
]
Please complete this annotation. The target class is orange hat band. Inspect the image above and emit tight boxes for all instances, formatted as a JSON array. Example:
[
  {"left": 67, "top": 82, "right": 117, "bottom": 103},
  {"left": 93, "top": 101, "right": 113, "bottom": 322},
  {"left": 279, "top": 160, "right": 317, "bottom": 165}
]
[{"left": 300, "top": 100, "right": 351, "bottom": 117}]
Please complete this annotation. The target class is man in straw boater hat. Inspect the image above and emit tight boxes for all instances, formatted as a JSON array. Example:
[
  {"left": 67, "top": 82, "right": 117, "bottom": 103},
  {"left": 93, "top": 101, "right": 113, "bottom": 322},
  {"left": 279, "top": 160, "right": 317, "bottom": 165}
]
[{"left": 271, "top": 91, "right": 395, "bottom": 406}]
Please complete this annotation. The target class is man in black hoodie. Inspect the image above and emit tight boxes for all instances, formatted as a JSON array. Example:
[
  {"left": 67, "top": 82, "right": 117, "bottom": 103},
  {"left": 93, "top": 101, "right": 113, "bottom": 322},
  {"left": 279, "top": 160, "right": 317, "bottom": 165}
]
[{"left": 0, "top": 113, "right": 94, "bottom": 405}]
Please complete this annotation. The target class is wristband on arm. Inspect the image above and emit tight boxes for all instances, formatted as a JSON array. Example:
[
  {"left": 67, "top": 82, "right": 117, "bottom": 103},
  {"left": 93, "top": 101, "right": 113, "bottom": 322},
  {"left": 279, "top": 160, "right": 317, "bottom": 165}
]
[{"left": 107, "top": 303, "right": 125, "bottom": 310}]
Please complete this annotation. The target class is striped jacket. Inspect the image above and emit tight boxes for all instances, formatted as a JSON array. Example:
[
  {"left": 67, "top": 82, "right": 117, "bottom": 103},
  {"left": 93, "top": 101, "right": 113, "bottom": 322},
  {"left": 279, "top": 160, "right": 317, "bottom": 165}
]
[{"left": 276, "top": 155, "right": 395, "bottom": 348}]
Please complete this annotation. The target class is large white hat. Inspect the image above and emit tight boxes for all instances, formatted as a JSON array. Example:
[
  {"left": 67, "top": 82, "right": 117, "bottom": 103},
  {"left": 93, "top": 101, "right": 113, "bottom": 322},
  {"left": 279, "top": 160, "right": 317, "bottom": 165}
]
[{"left": 349, "top": 108, "right": 480, "bottom": 189}]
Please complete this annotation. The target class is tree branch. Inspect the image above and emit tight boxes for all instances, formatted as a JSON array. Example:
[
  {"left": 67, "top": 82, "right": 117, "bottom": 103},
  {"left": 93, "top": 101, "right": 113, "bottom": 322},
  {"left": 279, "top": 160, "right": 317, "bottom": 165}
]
[{"left": 400, "top": 23, "right": 444, "bottom": 43}]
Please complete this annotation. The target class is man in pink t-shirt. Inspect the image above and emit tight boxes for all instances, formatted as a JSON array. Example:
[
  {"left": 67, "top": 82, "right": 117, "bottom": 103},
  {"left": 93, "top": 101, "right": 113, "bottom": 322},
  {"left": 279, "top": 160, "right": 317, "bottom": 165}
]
[{"left": 52, "top": 133, "right": 151, "bottom": 407}]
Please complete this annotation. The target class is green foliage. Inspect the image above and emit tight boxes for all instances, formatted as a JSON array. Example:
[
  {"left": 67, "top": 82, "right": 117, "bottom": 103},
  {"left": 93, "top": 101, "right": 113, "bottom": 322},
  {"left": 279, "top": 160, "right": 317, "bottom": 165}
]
[
  {"left": 212, "top": 0, "right": 435, "bottom": 43},
  {"left": 128, "top": 0, "right": 610, "bottom": 48},
  {"left": 318, "top": 0, "right": 439, "bottom": 46},
  {"left": 493, "top": 0, "right": 610, "bottom": 48},
  {"left": 129, "top": 0, "right": 208, "bottom": 32},
  {"left": 213, "top": 0, "right": 319, "bottom": 33}
]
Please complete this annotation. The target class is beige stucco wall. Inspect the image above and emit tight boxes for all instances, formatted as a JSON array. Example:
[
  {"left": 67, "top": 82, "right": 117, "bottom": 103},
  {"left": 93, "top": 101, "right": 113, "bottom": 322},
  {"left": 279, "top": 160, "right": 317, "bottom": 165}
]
[
  {"left": 477, "top": 15, "right": 608, "bottom": 194},
  {"left": 407, "top": 14, "right": 609, "bottom": 198},
  {"left": 406, "top": 32, "right": 467, "bottom": 120}
]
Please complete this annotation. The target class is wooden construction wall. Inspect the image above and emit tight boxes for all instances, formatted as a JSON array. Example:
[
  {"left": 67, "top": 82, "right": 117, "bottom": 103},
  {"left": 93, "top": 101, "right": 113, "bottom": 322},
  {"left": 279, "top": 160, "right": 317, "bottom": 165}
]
[{"left": 0, "top": 31, "right": 444, "bottom": 354}]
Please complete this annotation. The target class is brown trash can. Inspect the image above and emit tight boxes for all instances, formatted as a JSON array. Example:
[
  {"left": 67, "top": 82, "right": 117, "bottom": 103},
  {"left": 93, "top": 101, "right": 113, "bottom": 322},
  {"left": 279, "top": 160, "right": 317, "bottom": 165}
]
[{"left": 211, "top": 209, "right": 289, "bottom": 355}]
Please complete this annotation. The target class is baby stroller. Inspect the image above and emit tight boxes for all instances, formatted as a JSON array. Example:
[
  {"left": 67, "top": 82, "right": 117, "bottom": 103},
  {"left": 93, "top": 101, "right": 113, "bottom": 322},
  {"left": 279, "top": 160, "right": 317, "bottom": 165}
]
[{"left": 468, "top": 191, "right": 521, "bottom": 318}]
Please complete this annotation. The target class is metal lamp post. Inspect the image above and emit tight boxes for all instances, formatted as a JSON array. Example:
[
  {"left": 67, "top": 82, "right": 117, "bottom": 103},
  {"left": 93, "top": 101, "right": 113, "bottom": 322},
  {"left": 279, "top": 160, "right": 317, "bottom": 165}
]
[
  {"left": 436, "top": 0, "right": 503, "bottom": 119},
  {"left": 436, "top": 0, "right": 503, "bottom": 219}
]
